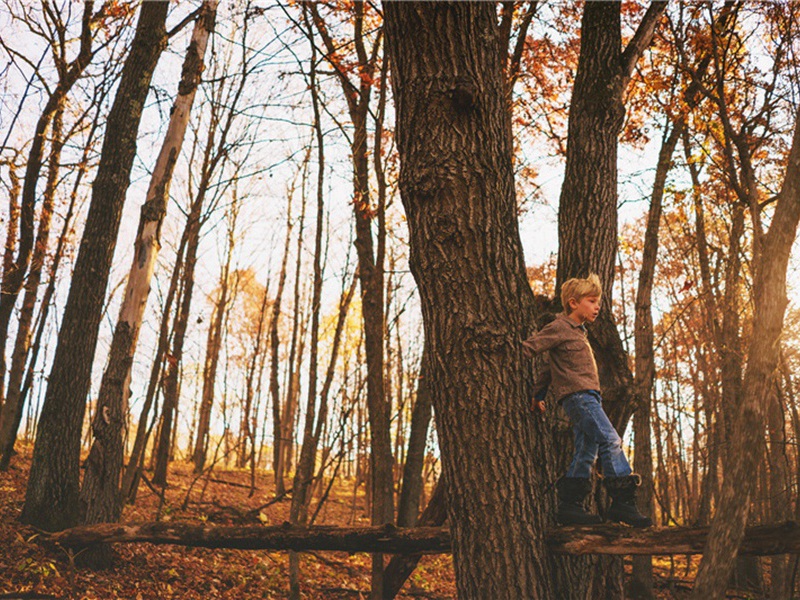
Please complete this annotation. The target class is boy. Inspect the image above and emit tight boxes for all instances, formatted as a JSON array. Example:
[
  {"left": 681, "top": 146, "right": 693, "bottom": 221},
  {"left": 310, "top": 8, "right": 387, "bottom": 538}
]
[{"left": 522, "top": 274, "right": 651, "bottom": 527}]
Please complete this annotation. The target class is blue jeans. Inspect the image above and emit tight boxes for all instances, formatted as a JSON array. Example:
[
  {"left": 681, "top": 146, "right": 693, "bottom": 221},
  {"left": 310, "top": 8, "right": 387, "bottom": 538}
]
[{"left": 561, "top": 390, "right": 632, "bottom": 479}]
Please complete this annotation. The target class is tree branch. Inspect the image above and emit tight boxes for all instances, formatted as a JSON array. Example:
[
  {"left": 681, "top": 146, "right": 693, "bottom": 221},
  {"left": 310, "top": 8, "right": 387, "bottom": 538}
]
[{"left": 620, "top": 1, "right": 668, "bottom": 80}]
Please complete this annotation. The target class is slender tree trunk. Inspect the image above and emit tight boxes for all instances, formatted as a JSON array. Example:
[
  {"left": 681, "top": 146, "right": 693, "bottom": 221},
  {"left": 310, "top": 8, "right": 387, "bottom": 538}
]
[
  {"left": 120, "top": 227, "right": 188, "bottom": 502},
  {"left": 691, "top": 106, "right": 800, "bottom": 600},
  {"left": 21, "top": 2, "right": 168, "bottom": 532},
  {"left": 194, "top": 197, "right": 233, "bottom": 474},
  {"left": 79, "top": 3, "right": 217, "bottom": 539},
  {"left": 307, "top": 7, "right": 393, "bottom": 594},
  {"left": 153, "top": 194, "right": 203, "bottom": 486},
  {"left": 0, "top": 3, "right": 97, "bottom": 401},
  {"left": 269, "top": 176, "right": 297, "bottom": 493},
  {"left": 385, "top": 5, "right": 556, "bottom": 596},
  {"left": 289, "top": 19, "right": 326, "bottom": 595},
  {"left": 396, "top": 346, "right": 432, "bottom": 529},
  {"left": 0, "top": 105, "right": 64, "bottom": 465},
  {"left": 632, "top": 121, "right": 681, "bottom": 598}
]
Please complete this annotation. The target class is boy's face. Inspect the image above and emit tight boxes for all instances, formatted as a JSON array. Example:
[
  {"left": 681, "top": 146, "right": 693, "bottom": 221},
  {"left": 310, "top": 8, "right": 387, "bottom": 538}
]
[{"left": 567, "top": 295, "right": 601, "bottom": 324}]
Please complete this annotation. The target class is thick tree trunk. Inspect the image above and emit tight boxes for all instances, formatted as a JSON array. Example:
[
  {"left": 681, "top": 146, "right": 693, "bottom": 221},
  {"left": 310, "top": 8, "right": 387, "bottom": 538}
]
[
  {"left": 690, "top": 108, "right": 800, "bottom": 599},
  {"left": 21, "top": 2, "right": 168, "bottom": 532},
  {"left": 384, "top": 4, "right": 555, "bottom": 597},
  {"left": 556, "top": 1, "right": 667, "bottom": 430},
  {"left": 79, "top": 3, "right": 217, "bottom": 540}
]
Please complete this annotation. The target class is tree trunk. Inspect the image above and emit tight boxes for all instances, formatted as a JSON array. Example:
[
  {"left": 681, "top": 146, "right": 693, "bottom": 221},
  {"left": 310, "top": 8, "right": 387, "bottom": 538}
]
[
  {"left": 396, "top": 347, "right": 432, "bottom": 529},
  {"left": 384, "top": 4, "right": 555, "bottom": 597},
  {"left": 289, "top": 19, "right": 327, "bottom": 595},
  {"left": 690, "top": 107, "right": 800, "bottom": 599},
  {"left": 0, "top": 3, "right": 97, "bottom": 402},
  {"left": 79, "top": 4, "right": 217, "bottom": 542},
  {"left": 21, "top": 2, "right": 168, "bottom": 532},
  {"left": 555, "top": 1, "right": 666, "bottom": 432},
  {"left": 268, "top": 175, "right": 297, "bottom": 493},
  {"left": 631, "top": 121, "right": 681, "bottom": 598},
  {"left": 307, "top": 7, "right": 393, "bottom": 594},
  {"left": 0, "top": 104, "right": 64, "bottom": 466},
  {"left": 194, "top": 194, "right": 233, "bottom": 474},
  {"left": 120, "top": 225, "right": 188, "bottom": 502}
]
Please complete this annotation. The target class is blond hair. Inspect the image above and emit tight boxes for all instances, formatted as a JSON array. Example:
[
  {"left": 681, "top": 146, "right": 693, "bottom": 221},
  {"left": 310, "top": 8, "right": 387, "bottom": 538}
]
[{"left": 561, "top": 273, "right": 602, "bottom": 313}]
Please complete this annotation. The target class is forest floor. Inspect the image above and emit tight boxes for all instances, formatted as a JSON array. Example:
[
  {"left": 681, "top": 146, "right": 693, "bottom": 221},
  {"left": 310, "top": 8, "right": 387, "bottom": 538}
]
[{"left": 0, "top": 444, "right": 769, "bottom": 599}]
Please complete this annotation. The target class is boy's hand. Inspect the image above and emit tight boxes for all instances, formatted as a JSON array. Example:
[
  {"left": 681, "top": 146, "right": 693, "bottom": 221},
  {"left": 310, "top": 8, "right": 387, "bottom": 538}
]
[
  {"left": 531, "top": 399, "right": 546, "bottom": 414},
  {"left": 522, "top": 339, "right": 535, "bottom": 358}
]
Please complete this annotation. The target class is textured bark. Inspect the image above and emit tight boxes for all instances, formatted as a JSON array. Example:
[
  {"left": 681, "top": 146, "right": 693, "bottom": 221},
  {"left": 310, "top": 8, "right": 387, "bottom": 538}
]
[
  {"left": 556, "top": 1, "right": 666, "bottom": 429},
  {"left": 384, "top": 4, "right": 554, "bottom": 597},
  {"left": 553, "top": 4, "right": 666, "bottom": 597},
  {"left": 21, "top": 2, "right": 168, "bottom": 532},
  {"left": 50, "top": 522, "right": 451, "bottom": 554},
  {"left": 80, "top": 2, "right": 217, "bottom": 538},
  {"left": 690, "top": 108, "right": 800, "bottom": 599}
]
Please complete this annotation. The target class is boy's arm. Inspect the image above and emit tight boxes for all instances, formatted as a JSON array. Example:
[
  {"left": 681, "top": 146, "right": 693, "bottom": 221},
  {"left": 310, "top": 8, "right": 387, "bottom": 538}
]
[{"left": 522, "top": 320, "right": 563, "bottom": 357}]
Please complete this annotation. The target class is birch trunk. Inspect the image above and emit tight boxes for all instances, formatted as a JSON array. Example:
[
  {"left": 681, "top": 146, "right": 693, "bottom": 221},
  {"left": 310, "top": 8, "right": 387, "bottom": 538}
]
[{"left": 79, "top": 2, "right": 217, "bottom": 534}]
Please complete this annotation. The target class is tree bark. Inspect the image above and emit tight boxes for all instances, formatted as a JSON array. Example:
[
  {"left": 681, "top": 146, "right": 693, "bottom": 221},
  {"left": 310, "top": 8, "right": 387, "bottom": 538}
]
[
  {"left": 396, "top": 347, "right": 432, "bottom": 529},
  {"left": 47, "top": 520, "right": 800, "bottom": 557},
  {"left": 556, "top": 1, "right": 666, "bottom": 429},
  {"left": 21, "top": 1, "right": 168, "bottom": 532},
  {"left": 384, "top": 4, "right": 555, "bottom": 597},
  {"left": 0, "top": 104, "right": 64, "bottom": 466},
  {"left": 79, "top": 2, "right": 217, "bottom": 537}
]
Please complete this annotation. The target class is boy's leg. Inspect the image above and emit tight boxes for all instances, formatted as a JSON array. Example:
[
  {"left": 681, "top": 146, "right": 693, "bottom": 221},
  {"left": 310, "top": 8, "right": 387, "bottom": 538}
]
[
  {"left": 565, "top": 392, "right": 653, "bottom": 527},
  {"left": 564, "top": 419, "right": 598, "bottom": 479},
  {"left": 557, "top": 395, "right": 602, "bottom": 525},
  {"left": 562, "top": 390, "right": 631, "bottom": 478}
]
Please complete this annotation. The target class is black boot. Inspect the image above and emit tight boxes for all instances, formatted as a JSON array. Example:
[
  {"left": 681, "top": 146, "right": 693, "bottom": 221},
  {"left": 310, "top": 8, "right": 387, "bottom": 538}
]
[
  {"left": 556, "top": 477, "right": 602, "bottom": 525},
  {"left": 604, "top": 474, "right": 653, "bottom": 528}
]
